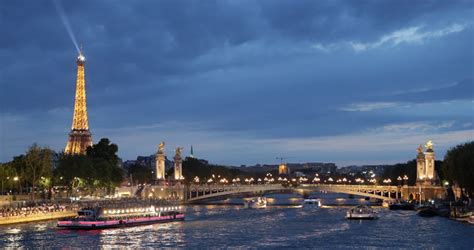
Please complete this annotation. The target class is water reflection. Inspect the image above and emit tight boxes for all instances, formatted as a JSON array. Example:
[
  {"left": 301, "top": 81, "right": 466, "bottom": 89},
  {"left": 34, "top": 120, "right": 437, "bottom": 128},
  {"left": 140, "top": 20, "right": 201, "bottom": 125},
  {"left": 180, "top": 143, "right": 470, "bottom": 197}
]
[
  {"left": 34, "top": 224, "right": 47, "bottom": 232},
  {"left": 0, "top": 196, "right": 473, "bottom": 248},
  {"left": 1, "top": 227, "right": 22, "bottom": 248}
]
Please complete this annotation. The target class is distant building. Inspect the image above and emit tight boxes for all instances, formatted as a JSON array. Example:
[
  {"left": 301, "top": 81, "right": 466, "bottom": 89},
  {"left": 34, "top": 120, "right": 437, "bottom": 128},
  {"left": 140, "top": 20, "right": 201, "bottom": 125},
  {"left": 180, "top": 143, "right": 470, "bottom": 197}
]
[
  {"left": 294, "top": 171, "right": 305, "bottom": 177},
  {"left": 189, "top": 145, "right": 195, "bottom": 158},
  {"left": 278, "top": 163, "right": 290, "bottom": 175}
]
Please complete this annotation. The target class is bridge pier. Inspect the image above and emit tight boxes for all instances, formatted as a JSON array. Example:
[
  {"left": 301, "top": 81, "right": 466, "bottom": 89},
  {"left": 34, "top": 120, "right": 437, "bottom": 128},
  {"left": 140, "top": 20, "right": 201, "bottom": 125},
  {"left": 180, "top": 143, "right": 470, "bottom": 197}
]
[{"left": 400, "top": 185, "right": 446, "bottom": 201}]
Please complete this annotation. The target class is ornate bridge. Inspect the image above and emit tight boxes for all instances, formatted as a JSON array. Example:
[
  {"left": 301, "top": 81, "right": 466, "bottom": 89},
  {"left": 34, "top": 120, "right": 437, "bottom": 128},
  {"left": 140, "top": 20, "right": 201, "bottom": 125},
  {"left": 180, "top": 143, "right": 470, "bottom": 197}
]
[{"left": 184, "top": 184, "right": 401, "bottom": 203}]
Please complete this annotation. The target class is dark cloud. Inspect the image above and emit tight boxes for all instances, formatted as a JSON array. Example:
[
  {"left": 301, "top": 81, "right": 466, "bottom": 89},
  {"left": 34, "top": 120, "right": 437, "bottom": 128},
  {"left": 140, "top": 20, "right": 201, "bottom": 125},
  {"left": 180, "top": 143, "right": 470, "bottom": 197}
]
[{"left": 0, "top": 0, "right": 473, "bottom": 163}]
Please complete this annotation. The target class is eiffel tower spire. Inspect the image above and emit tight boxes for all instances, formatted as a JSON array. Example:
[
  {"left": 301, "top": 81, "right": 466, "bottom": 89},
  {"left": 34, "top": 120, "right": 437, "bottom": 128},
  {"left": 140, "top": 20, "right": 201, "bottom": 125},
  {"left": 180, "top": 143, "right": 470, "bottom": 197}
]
[{"left": 65, "top": 51, "right": 92, "bottom": 154}]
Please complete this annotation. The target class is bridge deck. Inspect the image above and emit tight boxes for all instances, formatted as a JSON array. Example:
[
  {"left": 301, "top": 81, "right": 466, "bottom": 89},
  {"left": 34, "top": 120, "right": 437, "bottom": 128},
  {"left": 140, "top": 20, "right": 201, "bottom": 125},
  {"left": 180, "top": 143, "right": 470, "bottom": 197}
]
[{"left": 186, "top": 184, "right": 399, "bottom": 202}]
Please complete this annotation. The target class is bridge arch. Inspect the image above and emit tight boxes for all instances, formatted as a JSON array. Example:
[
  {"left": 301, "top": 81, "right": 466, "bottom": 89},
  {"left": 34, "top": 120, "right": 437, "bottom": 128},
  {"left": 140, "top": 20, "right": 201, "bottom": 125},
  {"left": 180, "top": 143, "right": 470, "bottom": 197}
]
[{"left": 185, "top": 184, "right": 396, "bottom": 203}]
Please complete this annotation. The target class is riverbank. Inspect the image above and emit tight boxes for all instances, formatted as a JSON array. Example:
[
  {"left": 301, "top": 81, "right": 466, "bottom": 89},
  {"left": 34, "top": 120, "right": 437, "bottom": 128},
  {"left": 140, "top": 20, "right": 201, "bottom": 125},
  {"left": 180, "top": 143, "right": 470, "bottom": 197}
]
[{"left": 0, "top": 211, "right": 76, "bottom": 225}]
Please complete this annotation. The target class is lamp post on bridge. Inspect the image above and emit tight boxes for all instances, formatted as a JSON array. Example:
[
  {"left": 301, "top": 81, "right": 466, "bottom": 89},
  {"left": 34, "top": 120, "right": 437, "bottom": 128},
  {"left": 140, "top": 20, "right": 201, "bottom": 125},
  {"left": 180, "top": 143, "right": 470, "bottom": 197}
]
[{"left": 403, "top": 175, "right": 409, "bottom": 186}]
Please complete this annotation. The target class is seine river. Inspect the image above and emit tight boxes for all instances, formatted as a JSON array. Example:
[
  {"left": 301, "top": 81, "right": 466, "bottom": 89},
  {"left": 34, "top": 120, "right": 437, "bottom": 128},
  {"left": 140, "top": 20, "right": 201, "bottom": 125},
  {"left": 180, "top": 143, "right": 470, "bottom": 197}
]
[{"left": 1, "top": 195, "right": 473, "bottom": 248}]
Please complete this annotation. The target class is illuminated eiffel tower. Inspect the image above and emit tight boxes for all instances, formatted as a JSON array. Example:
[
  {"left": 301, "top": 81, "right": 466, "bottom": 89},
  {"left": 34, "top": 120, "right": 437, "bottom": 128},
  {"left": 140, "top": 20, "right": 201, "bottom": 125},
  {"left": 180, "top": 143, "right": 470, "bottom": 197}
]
[{"left": 65, "top": 51, "right": 93, "bottom": 154}]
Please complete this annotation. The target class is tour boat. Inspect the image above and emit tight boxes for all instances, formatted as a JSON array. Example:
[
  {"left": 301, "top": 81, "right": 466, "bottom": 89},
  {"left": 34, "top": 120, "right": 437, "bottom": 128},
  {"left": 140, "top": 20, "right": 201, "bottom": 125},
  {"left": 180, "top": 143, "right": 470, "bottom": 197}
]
[
  {"left": 346, "top": 205, "right": 377, "bottom": 220},
  {"left": 57, "top": 205, "right": 184, "bottom": 230},
  {"left": 417, "top": 206, "right": 438, "bottom": 217},
  {"left": 417, "top": 202, "right": 450, "bottom": 218},
  {"left": 302, "top": 198, "right": 321, "bottom": 207},
  {"left": 469, "top": 215, "right": 474, "bottom": 225},
  {"left": 244, "top": 197, "right": 267, "bottom": 209},
  {"left": 389, "top": 201, "right": 415, "bottom": 210}
]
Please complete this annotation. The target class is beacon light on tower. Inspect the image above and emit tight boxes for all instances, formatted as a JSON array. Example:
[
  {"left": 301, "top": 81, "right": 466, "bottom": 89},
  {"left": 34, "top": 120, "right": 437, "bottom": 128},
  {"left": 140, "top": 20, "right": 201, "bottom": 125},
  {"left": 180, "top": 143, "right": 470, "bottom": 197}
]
[{"left": 77, "top": 53, "right": 85, "bottom": 62}]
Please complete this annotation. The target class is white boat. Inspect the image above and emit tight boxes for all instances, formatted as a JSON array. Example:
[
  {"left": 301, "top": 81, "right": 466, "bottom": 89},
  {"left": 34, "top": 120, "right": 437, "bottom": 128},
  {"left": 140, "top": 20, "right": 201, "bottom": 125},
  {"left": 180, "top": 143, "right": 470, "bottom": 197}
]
[
  {"left": 302, "top": 198, "right": 321, "bottom": 207},
  {"left": 382, "top": 200, "right": 391, "bottom": 208},
  {"left": 244, "top": 197, "right": 267, "bottom": 209},
  {"left": 346, "top": 205, "right": 377, "bottom": 220},
  {"left": 469, "top": 215, "right": 474, "bottom": 225}
]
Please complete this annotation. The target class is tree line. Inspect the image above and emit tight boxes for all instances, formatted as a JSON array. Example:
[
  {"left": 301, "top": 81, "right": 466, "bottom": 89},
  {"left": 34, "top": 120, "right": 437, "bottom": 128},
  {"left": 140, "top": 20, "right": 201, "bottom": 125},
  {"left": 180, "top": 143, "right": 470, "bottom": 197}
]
[
  {"left": 0, "top": 138, "right": 123, "bottom": 199},
  {"left": 2, "top": 139, "right": 472, "bottom": 201},
  {"left": 442, "top": 141, "right": 473, "bottom": 199}
]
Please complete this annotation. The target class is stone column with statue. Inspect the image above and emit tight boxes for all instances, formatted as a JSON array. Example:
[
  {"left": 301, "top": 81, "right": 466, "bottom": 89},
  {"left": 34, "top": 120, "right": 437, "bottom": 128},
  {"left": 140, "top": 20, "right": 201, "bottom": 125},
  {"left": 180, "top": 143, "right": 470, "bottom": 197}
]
[
  {"left": 424, "top": 140, "right": 436, "bottom": 185},
  {"left": 416, "top": 145, "right": 425, "bottom": 182},
  {"left": 156, "top": 142, "right": 166, "bottom": 181},
  {"left": 174, "top": 147, "right": 184, "bottom": 181}
]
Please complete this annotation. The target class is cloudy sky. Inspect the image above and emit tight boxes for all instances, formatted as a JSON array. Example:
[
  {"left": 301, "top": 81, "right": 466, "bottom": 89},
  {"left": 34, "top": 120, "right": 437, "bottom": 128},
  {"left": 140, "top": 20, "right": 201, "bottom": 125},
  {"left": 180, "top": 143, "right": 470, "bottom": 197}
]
[{"left": 1, "top": 0, "right": 473, "bottom": 166}]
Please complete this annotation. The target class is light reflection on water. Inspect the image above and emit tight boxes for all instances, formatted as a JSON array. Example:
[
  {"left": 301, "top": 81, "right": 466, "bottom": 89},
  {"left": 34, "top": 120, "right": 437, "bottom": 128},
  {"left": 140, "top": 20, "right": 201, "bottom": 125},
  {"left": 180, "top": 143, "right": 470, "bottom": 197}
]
[{"left": 0, "top": 197, "right": 473, "bottom": 248}]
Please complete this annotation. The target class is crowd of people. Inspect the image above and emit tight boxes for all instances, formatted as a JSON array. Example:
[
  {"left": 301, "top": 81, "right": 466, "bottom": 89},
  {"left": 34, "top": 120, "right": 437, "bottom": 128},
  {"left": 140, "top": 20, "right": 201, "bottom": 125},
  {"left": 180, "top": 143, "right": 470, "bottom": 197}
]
[
  {"left": 0, "top": 203, "right": 75, "bottom": 218},
  {"left": 0, "top": 197, "right": 180, "bottom": 219}
]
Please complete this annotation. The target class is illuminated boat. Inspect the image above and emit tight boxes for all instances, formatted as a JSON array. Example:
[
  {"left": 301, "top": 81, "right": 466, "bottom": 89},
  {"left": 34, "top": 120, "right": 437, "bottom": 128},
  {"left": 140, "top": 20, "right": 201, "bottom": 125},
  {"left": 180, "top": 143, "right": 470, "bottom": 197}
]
[
  {"left": 469, "top": 215, "right": 474, "bottom": 225},
  {"left": 346, "top": 205, "right": 377, "bottom": 220},
  {"left": 57, "top": 205, "right": 184, "bottom": 230},
  {"left": 244, "top": 197, "right": 267, "bottom": 209},
  {"left": 302, "top": 198, "right": 321, "bottom": 207}
]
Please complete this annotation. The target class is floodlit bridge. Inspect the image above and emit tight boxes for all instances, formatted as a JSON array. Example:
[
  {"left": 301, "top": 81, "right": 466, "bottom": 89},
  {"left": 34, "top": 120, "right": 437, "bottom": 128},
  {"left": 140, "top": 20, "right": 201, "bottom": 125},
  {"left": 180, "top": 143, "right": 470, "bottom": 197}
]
[{"left": 184, "top": 184, "right": 403, "bottom": 203}]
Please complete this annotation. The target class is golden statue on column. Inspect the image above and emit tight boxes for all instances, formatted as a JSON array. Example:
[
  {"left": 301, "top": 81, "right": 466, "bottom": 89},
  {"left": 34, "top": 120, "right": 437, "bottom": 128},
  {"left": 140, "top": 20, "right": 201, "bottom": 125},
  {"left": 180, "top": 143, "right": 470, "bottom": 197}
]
[
  {"left": 156, "top": 141, "right": 166, "bottom": 181},
  {"left": 174, "top": 147, "right": 184, "bottom": 181}
]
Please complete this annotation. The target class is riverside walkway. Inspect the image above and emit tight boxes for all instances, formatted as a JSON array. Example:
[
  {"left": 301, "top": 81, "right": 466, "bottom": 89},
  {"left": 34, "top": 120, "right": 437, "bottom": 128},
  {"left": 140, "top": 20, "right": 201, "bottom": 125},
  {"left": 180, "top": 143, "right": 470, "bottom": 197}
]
[
  {"left": 0, "top": 210, "right": 76, "bottom": 225},
  {"left": 0, "top": 203, "right": 78, "bottom": 225}
]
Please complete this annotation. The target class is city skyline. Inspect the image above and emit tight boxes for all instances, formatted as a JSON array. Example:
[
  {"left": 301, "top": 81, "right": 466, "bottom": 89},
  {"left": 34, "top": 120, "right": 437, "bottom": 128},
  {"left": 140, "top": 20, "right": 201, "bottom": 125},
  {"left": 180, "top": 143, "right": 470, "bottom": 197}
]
[{"left": 1, "top": 1, "right": 473, "bottom": 166}]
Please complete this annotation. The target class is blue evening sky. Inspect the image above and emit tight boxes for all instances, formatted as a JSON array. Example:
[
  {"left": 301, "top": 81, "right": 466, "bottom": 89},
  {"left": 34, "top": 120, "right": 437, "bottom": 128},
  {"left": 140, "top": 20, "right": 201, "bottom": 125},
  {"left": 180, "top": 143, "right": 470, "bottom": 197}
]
[{"left": 1, "top": 0, "right": 473, "bottom": 166}]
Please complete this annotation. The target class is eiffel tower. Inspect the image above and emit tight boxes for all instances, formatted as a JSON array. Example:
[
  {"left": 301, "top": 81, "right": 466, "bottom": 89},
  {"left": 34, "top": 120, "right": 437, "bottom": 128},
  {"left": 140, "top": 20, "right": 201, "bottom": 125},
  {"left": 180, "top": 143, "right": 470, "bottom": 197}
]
[{"left": 65, "top": 51, "right": 92, "bottom": 154}]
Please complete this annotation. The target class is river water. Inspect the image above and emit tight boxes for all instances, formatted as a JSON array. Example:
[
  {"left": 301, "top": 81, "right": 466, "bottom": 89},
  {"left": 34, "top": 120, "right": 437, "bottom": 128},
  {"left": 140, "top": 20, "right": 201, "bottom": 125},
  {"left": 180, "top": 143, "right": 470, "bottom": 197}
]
[{"left": 1, "top": 195, "right": 473, "bottom": 248}]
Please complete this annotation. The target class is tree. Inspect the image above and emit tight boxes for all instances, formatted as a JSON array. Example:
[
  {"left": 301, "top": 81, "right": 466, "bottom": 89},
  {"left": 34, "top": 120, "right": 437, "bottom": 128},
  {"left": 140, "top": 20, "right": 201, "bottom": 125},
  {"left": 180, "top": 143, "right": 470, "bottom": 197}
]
[
  {"left": 54, "top": 153, "right": 92, "bottom": 197},
  {"left": 53, "top": 138, "right": 123, "bottom": 196},
  {"left": 86, "top": 138, "right": 123, "bottom": 194},
  {"left": 128, "top": 163, "right": 153, "bottom": 185},
  {"left": 442, "top": 141, "right": 474, "bottom": 198},
  {"left": 0, "top": 163, "right": 16, "bottom": 194},
  {"left": 10, "top": 155, "right": 26, "bottom": 194},
  {"left": 24, "top": 144, "right": 53, "bottom": 201},
  {"left": 382, "top": 160, "right": 417, "bottom": 185}
]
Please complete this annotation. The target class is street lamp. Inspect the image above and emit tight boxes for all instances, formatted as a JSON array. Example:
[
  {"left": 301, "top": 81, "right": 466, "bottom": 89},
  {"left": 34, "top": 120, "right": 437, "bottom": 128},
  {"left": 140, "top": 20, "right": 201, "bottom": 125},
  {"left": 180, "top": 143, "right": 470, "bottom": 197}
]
[
  {"left": 1, "top": 177, "right": 5, "bottom": 195},
  {"left": 403, "top": 175, "right": 408, "bottom": 186},
  {"left": 383, "top": 179, "right": 392, "bottom": 185},
  {"left": 13, "top": 176, "right": 19, "bottom": 194}
]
